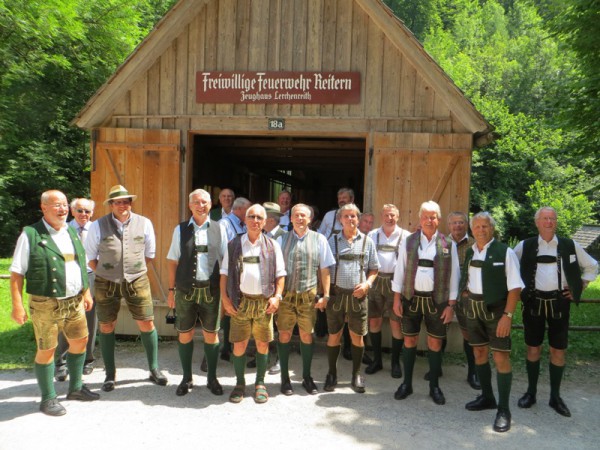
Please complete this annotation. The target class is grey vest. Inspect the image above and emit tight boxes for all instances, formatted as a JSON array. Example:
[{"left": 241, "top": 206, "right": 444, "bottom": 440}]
[
  {"left": 281, "top": 230, "right": 320, "bottom": 292},
  {"left": 96, "top": 213, "right": 148, "bottom": 282}
]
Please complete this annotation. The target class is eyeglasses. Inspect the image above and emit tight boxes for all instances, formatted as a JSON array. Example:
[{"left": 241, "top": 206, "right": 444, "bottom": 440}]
[
  {"left": 247, "top": 215, "right": 264, "bottom": 221},
  {"left": 111, "top": 200, "right": 131, "bottom": 206},
  {"left": 47, "top": 203, "right": 69, "bottom": 209},
  {"left": 76, "top": 209, "right": 92, "bottom": 214}
]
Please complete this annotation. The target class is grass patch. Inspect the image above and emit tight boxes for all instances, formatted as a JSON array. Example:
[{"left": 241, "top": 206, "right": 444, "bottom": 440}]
[{"left": 0, "top": 259, "right": 36, "bottom": 369}]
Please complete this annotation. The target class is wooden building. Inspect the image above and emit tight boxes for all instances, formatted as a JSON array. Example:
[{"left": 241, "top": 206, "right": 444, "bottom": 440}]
[{"left": 73, "top": 0, "right": 493, "bottom": 337}]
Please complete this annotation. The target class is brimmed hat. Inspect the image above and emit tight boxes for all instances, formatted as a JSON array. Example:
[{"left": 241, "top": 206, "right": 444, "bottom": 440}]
[
  {"left": 263, "top": 202, "right": 282, "bottom": 218},
  {"left": 104, "top": 185, "right": 137, "bottom": 205}
]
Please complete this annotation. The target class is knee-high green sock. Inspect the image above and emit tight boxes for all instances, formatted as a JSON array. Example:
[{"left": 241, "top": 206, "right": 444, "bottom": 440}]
[
  {"left": 497, "top": 371, "right": 513, "bottom": 411},
  {"left": 327, "top": 345, "right": 341, "bottom": 376},
  {"left": 140, "top": 329, "right": 159, "bottom": 371},
  {"left": 402, "top": 346, "right": 417, "bottom": 388},
  {"left": 204, "top": 342, "right": 220, "bottom": 382},
  {"left": 300, "top": 342, "right": 313, "bottom": 378},
  {"left": 67, "top": 352, "right": 86, "bottom": 393},
  {"left": 98, "top": 331, "right": 116, "bottom": 376},
  {"left": 391, "top": 338, "right": 403, "bottom": 366},
  {"left": 232, "top": 354, "right": 246, "bottom": 385},
  {"left": 476, "top": 362, "right": 495, "bottom": 401},
  {"left": 351, "top": 344, "right": 364, "bottom": 376},
  {"left": 463, "top": 339, "right": 476, "bottom": 376},
  {"left": 255, "top": 352, "right": 269, "bottom": 385},
  {"left": 370, "top": 331, "right": 382, "bottom": 364},
  {"left": 549, "top": 362, "right": 565, "bottom": 400},
  {"left": 427, "top": 350, "right": 443, "bottom": 389},
  {"left": 277, "top": 342, "right": 291, "bottom": 379},
  {"left": 526, "top": 359, "right": 540, "bottom": 396},
  {"left": 35, "top": 362, "right": 56, "bottom": 402},
  {"left": 178, "top": 340, "right": 194, "bottom": 380}
]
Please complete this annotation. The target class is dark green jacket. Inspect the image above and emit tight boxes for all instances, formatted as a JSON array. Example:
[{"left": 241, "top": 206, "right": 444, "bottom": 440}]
[
  {"left": 23, "top": 221, "right": 89, "bottom": 297},
  {"left": 460, "top": 240, "right": 509, "bottom": 305}
]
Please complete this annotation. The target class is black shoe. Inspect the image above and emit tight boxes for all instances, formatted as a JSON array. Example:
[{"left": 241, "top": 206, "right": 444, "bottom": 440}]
[
  {"left": 493, "top": 409, "right": 511, "bottom": 433},
  {"left": 430, "top": 387, "right": 446, "bottom": 405},
  {"left": 302, "top": 376, "right": 318, "bottom": 395},
  {"left": 394, "top": 383, "right": 413, "bottom": 400},
  {"left": 55, "top": 365, "right": 68, "bottom": 382},
  {"left": 40, "top": 398, "right": 66, "bottom": 416},
  {"left": 207, "top": 378, "right": 223, "bottom": 396},
  {"left": 176, "top": 378, "right": 193, "bottom": 396},
  {"left": 324, "top": 373, "right": 338, "bottom": 392},
  {"left": 246, "top": 357, "right": 257, "bottom": 368},
  {"left": 220, "top": 350, "right": 231, "bottom": 362},
  {"left": 342, "top": 347, "right": 352, "bottom": 361},
  {"left": 268, "top": 359, "right": 281, "bottom": 375},
  {"left": 549, "top": 396, "right": 571, "bottom": 417},
  {"left": 102, "top": 374, "right": 116, "bottom": 392},
  {"left": 280, "top": 377, "right": 294, "bottom": 396},
  {"left": 365, "top": 361, "right": 383, "bottom": 375},
  {"left": 200, "top": 356, "right": 208, "bottom": 373},
  {"left": 362, "top": 353, "right": 374, "bottom": 365},
  {"left": 518, "top": 392, "right": 537, "bottom": 409},
  {"left": 466, "top": 394, "right": 497, "bottom": 411},
  {"left": 424, "top": 368, "right": 443, "bottom": 381},
  {"left": 351, "top": 374, "right": 366, "bottom": 393},
  {"left": 82, "top": 361, "right": 94, "bottom": 376},
  {"left": 391, "top": 363, "right": 402, "bottom": 379},
  {"left": 149, "top": 368, "right": 168, "bottom": 386},
  {"left": 66, "top": 385, "right": 100, "bottom": 401},
  {"left": 467, "top": 373, "right": 481, "bottom": 390}
]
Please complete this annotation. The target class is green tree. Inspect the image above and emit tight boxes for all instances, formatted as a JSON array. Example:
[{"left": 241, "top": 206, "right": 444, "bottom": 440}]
[{"left": 0, "top": 0, "right": 176, "bottom": 255}]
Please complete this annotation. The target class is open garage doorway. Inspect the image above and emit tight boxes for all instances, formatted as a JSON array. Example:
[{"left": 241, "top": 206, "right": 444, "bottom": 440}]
[{"left": 191, "top": 134, "right": 367, "bottom": 222}]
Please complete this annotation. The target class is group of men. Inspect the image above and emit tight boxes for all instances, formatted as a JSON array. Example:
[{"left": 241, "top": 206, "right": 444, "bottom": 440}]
[{"left": 9, "top": 186, "right": 597, "bottom": 435}]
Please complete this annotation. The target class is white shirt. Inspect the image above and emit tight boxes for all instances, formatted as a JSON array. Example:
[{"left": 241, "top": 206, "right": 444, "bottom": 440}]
[
  {"left": 317, "top": 209, "right": 342, "bottom": 238},
  {"left": 10, "top": 219, "right": 83, "bottom": 298},
  {"left": 167, "top": 218, "right": 226, "bottom": 281},
  {"left": 279, "top": 211, "right": 291, "bottom": 230},
  {"left": 220, "top": 234, "right": 286, "bottom": 295},
  {"left": 467, "top": 239, "right": 525, "bottom": 294},
  {"left": 369, "top": 226, "right": 411, "bottom": 274},
  {"left": 85, "top": 213, "right": 156, "bottom": 261},
  {"left": 392, "top": 231, "right": 460, "bottom": 300},
  {"left": 69, "top": 219, "right": 93, "bottom": 272},
  {"left": 514, "top": 235, "right": 598, "bottom": 291}
]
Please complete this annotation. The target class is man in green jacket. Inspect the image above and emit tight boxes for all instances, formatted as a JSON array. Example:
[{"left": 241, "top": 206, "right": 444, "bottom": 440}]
[{"left": 10, "top": 190, "right": 99, "bottom": 416}]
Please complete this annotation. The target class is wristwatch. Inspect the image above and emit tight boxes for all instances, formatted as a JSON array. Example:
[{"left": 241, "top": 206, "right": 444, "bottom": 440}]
[
  {"left": 503, "top": 311, "right": 514, "bottom": 319},
  {"left": 274, "top": 293, "right": 282, "bottom": 300}
]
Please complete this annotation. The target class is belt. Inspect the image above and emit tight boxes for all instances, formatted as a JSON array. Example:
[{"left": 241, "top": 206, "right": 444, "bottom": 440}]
[
  {"left": 192, "top": 280, "right": 210, "bottom": 288},
  {"left": 413, "top": 290, "right": 433, "bottom": 297},
  {"left": 468, "top": 292, "right": 484, "bottom": 301},
  {"left": 333, "top": 286, "right": 354, "bottom": 295},
  {"left": 535, "top": 290, "right": 559, "bottom": 299},
  {"left": 378, "top": 272, "right": 394, "bottom": 278},
  {"left": 241, "top": 292, "right": 266, "bottom": 300}
]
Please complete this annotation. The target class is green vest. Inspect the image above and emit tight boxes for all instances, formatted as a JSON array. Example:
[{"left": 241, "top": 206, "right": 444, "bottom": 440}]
[
  {"left": 23, "top": 221, "right": 89, "bottom": 297},
  {"left": 281, "top": 230, "right": 320, "bottom": 292},
  {"left": 460, "top": 240, "right": 509, "bottom": 305},
  {"left": 520, "top": 236, "right": 583, "bottom": 303}
]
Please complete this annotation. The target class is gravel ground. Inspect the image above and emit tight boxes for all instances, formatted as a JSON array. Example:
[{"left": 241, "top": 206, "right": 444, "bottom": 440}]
[{"left": 1, "top": 337, "right": 598, "bottom": 450}]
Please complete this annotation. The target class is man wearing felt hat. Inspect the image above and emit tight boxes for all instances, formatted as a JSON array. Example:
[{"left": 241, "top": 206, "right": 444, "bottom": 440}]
[
  {"left": 85, "top": 184, "right": 168, "bottom": 392},
  {"left": 263, "top": 202, "right": 287, "bottom": 240}
]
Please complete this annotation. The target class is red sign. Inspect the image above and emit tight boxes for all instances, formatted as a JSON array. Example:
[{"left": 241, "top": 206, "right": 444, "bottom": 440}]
[{"left": 196, "top": 71, "right": 361, "bottom": 104}]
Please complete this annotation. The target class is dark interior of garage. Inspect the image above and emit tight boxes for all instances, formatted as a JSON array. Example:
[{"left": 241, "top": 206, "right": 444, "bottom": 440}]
[{"left": 192, "top": 134, "right": 367, "bottom": 219}]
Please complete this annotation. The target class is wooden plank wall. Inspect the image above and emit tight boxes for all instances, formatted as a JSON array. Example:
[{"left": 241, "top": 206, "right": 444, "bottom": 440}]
[
  {"left": 371, "top": 132, "right": 472, "bottom": 233},
  {"left": 91, "top": 128, "right": 181, "bottom": 300},
  {"left": 109, "top": 0, "right": 468, "bottom": 134}
]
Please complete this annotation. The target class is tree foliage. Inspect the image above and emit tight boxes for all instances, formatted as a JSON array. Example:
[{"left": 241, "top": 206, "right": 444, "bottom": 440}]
[
  {"left": 0, "top": 0, "right": 176, "bottom": 255},
  {"left": 386, "top": 0, "right": 597, "bottom": 240}
]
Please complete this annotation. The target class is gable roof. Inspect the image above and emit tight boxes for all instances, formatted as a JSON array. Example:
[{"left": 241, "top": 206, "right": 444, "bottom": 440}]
[
  {"left": 572, "top": 225, "right": 600, "bottom": 251},
  {"left": 73, "top": 0, "right": 492, "bottom": 137}
]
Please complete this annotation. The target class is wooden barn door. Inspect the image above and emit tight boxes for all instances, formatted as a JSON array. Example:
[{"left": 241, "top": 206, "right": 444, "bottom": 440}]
[
  {"left": 90, "top": 128, "right": 181, "bottom": 305},
  {"left": 370, "top": 132, "right": 472, "bottom": 233}
]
